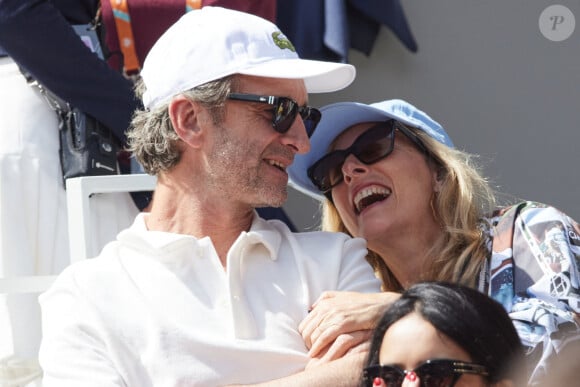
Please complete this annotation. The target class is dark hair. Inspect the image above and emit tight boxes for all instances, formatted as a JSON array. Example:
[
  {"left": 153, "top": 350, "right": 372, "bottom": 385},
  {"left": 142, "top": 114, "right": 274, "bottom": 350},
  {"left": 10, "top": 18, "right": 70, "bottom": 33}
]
[{"left": 363, "top": 282, "right": 524, "bottom": 385}]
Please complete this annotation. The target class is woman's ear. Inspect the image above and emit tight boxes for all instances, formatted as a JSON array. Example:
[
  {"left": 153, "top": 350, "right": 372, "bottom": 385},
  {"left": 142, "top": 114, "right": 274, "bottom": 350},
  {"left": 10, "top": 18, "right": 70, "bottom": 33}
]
[
  {"left": 431, "top": 168, "right": 443, "bottom": 193},
  {"left": 168, "top": 95, "right": 203, "bottom": 148}
]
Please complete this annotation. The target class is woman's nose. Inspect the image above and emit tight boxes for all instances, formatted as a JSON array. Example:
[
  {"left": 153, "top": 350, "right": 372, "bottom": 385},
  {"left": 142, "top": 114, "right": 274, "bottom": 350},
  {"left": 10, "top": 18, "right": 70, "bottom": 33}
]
[{"left": 342, "top": 154, "right": 369, "bottom": 184}]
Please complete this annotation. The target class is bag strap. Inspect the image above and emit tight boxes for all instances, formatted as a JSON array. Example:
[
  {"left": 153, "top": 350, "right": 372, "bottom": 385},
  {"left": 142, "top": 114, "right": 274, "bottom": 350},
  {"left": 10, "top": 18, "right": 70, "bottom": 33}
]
[
  {"left": 110, "top": 0, "right": 202, "bottom": 76},
  {"left": 186, "top": 0, "right": 202, "bottom": 12},
  {"left": 109, "top": 0, "right": 140, "bottom": 75}
]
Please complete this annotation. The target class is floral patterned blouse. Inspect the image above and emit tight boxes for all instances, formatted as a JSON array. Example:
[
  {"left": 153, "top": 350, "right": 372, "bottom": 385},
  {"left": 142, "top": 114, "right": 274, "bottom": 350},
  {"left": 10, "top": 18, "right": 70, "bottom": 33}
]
[{"left": 480, "top": 201, "right": 580, "bottom": 385}]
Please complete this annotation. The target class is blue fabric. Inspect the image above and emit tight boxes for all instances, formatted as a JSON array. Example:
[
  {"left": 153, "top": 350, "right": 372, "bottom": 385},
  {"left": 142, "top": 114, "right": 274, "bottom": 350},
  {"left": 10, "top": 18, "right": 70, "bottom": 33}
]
[
  {"left": 276, "top": 0, "right": 417, "bottom": 63},
  {"left": 276, "top": 0, "right": 339, "bottom": 62},
  {"left": 323, "top": 0, "right": 349, "bottom": 63},
  {"left": 349, "top": 0, "right": 417, "bottom": 53}
]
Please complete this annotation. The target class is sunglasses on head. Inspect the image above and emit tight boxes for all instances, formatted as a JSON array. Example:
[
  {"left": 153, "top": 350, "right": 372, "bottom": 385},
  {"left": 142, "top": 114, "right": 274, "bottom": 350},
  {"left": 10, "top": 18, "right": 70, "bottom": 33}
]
[
  {"left": 227, "top": 93, "right": 321, "bottom": 137},
  {"left": 307, "top": 119, "right": 427, "bottom": 194},
  {"left": 363, "top": 359, "right": 489, "bottom": 387}
]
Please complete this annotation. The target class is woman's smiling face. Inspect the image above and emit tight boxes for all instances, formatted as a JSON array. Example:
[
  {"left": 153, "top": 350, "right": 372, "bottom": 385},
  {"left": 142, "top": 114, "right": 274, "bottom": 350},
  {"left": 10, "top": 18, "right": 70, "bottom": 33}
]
[{"left": 329, "top": 123, "right": 440, "bottom": 249}]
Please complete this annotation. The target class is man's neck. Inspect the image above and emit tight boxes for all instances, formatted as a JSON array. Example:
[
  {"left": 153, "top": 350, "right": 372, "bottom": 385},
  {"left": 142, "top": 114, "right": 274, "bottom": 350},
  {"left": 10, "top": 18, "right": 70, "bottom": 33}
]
[{"left": 145, "top": 180, "right": 254, "bottom": 268}]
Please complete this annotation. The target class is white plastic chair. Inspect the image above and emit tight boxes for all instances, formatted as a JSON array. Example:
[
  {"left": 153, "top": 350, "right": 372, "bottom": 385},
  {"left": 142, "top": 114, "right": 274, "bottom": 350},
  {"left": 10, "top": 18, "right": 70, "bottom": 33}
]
[
  {"left": 0, "top": 174, "right": 155, "bottom": 292},
  {"left": 0, "top": 174, "right": 155, "bottom": 294},
  {"left": 65, "top": 174, "right": 156, "bottom": 261}
]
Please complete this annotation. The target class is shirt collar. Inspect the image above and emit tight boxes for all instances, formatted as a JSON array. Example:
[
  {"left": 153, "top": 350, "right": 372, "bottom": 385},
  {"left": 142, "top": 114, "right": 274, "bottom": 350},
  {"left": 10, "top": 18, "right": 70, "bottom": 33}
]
[
  {"left": 119, "top": 211, "right": 282, "bottom": 261},
  {"left": 240, "top": 211, "right": 282, "bottom": 261}
]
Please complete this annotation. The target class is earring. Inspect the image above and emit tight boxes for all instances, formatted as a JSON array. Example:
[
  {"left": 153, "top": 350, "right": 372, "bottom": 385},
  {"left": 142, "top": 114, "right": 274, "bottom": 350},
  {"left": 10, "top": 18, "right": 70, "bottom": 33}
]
[{"left": 430, "top": 195, "right": 438, "bottom": 220}]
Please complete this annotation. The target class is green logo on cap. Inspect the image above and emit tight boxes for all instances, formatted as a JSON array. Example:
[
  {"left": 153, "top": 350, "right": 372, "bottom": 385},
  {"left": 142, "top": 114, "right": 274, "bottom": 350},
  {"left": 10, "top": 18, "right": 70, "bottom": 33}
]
[{"left": 272, "top": 31, "right": 296, "bottom": 52}]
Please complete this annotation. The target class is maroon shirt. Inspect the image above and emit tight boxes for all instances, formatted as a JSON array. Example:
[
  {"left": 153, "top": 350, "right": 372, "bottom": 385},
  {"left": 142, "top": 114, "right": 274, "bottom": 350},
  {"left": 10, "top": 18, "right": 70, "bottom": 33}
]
[{"left": 101, "top": 0, "right": 276, "bottom": 72}]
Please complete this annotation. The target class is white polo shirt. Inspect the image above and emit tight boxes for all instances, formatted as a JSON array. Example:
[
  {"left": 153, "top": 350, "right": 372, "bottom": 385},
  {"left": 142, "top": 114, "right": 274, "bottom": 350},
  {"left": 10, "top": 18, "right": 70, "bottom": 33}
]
[{"left": 39, "top": 213, "right": 381, "bottom": 387}]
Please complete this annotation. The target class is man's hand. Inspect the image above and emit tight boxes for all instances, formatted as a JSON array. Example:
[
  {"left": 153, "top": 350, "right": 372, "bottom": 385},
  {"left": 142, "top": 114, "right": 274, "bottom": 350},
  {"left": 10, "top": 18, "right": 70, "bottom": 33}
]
[
  {"left": 299, "top": 291, "right": 401, "bottom": 358},
  {"left": 305, "top": 330, "right": 371, "bottom": 369}
]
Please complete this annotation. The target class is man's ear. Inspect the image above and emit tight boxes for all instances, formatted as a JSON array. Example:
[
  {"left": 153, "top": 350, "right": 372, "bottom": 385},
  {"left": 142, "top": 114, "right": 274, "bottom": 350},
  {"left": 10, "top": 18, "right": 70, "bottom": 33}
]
[{"left": 168, "top": 95, "right": 203, "bottom": 148}]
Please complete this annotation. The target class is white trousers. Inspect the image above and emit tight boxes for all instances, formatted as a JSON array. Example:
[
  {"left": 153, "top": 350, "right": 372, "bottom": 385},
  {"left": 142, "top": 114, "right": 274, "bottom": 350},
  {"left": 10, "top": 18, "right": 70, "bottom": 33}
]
[{"left": 0, "top": 57, "right": 138, "bottom": 379}]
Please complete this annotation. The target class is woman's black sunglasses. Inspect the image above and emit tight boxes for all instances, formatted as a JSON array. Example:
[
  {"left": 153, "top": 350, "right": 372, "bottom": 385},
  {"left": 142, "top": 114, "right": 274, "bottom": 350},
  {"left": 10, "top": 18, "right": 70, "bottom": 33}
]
[
  {"left": 228, "top": 93, "right": 321, "bottom": 137},
  {"left": 307, "top": 120, "right": 427, "bottom": 194},
  {"left": 362, "top": 359, "right": 489, "bottom": 387}
]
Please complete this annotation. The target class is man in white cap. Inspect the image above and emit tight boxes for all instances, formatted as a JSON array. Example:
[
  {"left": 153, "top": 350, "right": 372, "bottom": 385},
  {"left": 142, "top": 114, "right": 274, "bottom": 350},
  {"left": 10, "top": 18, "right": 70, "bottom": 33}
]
[{"left": 38, "top": 7, "right": 381, "bottom": 386}]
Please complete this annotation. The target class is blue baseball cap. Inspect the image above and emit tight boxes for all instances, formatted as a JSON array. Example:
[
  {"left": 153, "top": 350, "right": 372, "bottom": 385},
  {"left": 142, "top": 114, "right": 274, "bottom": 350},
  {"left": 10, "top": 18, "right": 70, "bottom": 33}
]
[{"left": 288, "top": 99, "right": 454, "bottom": 200}]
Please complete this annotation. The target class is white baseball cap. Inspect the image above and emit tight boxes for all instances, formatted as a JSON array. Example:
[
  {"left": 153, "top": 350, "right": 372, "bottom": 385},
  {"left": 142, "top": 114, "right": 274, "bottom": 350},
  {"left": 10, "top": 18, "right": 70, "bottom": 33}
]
[{"left": 141, "top": 6, "right": 356, "bottom": 109}]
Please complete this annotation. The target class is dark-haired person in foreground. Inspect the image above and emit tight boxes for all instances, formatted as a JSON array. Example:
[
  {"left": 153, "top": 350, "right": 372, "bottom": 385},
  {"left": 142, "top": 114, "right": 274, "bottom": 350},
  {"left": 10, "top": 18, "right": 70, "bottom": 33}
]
[{"left": 362, "top": 282, "right": 525, "bottom": 387}]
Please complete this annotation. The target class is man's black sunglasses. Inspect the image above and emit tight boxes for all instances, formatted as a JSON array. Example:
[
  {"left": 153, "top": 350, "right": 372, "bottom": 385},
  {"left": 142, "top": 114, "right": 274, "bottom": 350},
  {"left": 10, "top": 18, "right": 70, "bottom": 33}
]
[
  {"left": 307, "top": 119, "right": 427, "bottom": 194},
  {"left": 227, "top": 93, "right": 321, "bottom": 137},
  {"left": 362, "top": 359, "right": 489, "bottom": 387}
]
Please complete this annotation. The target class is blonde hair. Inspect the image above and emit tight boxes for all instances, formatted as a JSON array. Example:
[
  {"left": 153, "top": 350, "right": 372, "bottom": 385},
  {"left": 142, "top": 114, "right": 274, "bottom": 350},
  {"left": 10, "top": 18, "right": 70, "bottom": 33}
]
[{"left": 321, "top": 127, "right": 496, "bottom": 291}]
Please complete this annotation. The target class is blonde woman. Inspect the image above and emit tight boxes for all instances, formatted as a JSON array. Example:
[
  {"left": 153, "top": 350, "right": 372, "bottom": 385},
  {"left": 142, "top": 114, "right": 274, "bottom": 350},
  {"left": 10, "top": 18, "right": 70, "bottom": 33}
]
[{"left": 288, "top": 99, "right": 580, "bottom": 385}]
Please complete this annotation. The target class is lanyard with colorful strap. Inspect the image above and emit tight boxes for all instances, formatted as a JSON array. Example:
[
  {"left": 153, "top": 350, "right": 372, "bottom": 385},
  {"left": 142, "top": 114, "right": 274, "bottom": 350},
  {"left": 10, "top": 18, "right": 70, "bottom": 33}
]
[{"left": 110, "top": 0, "right": 202, "bottom": 76}]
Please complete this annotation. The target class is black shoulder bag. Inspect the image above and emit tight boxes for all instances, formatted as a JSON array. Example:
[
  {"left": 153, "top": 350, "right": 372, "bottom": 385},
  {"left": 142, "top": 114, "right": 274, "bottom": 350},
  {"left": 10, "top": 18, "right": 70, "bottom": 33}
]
[{"left": 21, "top": 11, "right": 120, "bottom": 186}]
